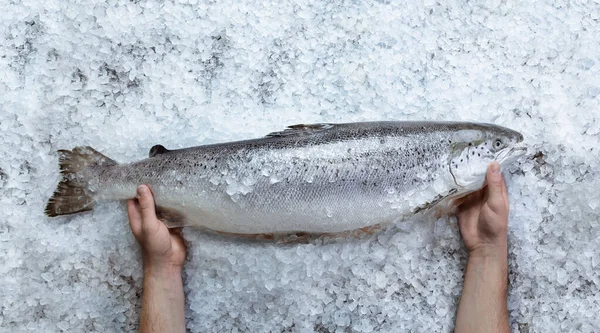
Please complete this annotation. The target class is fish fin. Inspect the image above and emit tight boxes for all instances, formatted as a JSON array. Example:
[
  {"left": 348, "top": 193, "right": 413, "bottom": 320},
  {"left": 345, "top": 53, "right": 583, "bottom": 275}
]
[
  {"left": 45, "top": 147, "right": 117, "bottom": 217},
  {"left": 276, "top": 226, "right": 385, "bottom": 243},
  {"left": 149, "top": 145, "right": 170, "bottom": 158},
  {"left": 265, "top": 123, "right": 336, "bottom": 138},
  {"left": 322, "top": 224, "right": 385, "bottom": 240},
  {"left": 210, "top": 227, "right": 386, "bottom": 243},
  {"left": 211, "top": 230, "right": 315, "bottom": 243},
  {"left": 212, "top": 230, "right": 276, "bottom": 241},
  {"left": 434, "top": 190, "right": 473, "bottom": 218},
  {"left": 155, "top": 206, "right": 186, "bottom": 228},
  {"left": 412, "top": 188, "right": 458, "bottom": 214}
]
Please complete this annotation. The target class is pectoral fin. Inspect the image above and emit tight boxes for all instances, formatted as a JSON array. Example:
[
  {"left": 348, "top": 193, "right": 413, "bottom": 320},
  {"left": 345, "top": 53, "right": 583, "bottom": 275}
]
[{"left": 412, "top": 188, "right": 458, "bottom": 214}]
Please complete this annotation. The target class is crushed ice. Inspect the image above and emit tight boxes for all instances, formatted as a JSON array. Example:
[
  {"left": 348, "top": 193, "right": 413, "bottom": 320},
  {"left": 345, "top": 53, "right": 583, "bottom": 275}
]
[{"left": 1, "top": 0, "right": 599, "bottom": 332}]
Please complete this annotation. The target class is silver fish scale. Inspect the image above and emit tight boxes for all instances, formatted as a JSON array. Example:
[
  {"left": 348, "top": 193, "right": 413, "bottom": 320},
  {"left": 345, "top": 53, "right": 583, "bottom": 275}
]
[{"left": 98, "top": 123, "right": 458, "bottom": 233}]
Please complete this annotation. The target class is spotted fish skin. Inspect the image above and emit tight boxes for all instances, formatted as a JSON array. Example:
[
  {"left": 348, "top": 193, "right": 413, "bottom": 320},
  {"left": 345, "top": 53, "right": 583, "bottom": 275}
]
[{"left": 45, "top": 121, "right": 525, "bottom": 234}]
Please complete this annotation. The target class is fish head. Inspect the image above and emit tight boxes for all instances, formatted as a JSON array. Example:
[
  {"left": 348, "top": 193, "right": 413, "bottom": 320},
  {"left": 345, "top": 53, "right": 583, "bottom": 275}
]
[{"left": 448, "top": 123, "right": 525, "bottom": 190}]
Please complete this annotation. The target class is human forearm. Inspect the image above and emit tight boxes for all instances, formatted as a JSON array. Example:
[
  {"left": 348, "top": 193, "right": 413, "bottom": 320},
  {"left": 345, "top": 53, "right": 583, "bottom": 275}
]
[
  {"left": 455, "top": 244, "right": 509, "bottom": 333},
  {"left": 140, "top": 264, "right": 186, "bottom": 333}
]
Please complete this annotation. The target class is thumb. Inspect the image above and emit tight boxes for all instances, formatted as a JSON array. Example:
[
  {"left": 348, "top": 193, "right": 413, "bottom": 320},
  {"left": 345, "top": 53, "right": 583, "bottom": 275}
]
[{"left": 485, "top": 162, "right": 507, "bottom": 213}]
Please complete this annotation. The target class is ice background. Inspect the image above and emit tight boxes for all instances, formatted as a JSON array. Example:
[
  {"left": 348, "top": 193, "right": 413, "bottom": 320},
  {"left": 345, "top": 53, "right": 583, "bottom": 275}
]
[{"left": 1, "top": 0, "right": 599, "bottom": 332}]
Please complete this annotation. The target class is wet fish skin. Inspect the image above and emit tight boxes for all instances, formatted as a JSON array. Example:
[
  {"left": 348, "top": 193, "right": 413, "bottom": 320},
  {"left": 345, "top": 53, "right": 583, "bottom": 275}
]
[{"left": 45, "top": 121, "right": 525, "bottom": 235}]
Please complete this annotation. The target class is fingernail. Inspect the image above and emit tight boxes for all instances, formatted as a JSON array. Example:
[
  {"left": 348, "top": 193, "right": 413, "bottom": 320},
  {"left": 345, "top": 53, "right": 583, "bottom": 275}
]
[
  {"left": 137, "top": 185, "right": 147, "bottom": 195},
  {"left": 491, "top": 162, "right": 500, "bottom": 174}
]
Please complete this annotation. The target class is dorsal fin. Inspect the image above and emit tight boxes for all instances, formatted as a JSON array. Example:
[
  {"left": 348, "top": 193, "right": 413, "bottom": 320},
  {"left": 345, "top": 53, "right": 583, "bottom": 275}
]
[
  {"left": 265, "top": 123, "right": 336, "bottom": 138},
  {"left": 149, "top": 145, "right": 170, "bottom": 157}
]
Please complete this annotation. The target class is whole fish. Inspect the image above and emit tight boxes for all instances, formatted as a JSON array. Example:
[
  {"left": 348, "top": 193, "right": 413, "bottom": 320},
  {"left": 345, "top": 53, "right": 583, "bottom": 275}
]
[{"left": 45, "top": 121, "right": 525, "bottom": 235}]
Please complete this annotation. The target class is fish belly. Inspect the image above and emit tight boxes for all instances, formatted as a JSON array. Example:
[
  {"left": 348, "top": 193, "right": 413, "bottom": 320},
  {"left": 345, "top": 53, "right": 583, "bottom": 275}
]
[{"left": 155, "top": 186, "right": 402, "bottom": 234}]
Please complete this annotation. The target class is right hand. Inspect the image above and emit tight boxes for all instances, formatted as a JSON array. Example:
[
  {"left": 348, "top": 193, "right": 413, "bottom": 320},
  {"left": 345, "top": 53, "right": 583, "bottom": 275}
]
[{"left": 457, "top": 162, "right": 509, "bottom": 257}]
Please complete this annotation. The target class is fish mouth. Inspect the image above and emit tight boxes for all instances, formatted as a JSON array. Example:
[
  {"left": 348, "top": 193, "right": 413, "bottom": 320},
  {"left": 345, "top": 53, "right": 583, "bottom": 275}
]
[{"left": 495, "top": 142, "right": 527, "bottom": 166}]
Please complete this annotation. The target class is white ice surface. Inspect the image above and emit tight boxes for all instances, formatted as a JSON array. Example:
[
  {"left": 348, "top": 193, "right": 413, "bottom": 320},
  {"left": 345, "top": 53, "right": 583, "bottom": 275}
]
[{"left": 1, "top": 0, "right": 600, "bottom": 332}]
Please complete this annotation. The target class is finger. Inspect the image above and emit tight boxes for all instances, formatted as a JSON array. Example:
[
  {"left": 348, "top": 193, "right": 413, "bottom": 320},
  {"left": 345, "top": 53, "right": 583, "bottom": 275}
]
[
  {"left": 485, "top": 162, "right": 507, "bottom": 214},
  {"left": 127, "top": 199, "right": 142, "bottom": 237},
  {"left": 137, "top": 185, "right": 159, "bottom": 233}
]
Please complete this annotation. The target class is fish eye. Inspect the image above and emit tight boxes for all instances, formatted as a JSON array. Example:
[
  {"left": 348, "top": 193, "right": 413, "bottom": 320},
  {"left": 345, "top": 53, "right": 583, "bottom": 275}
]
[{"left": 493, "top": 139, "right": 503, "bottom": 149}]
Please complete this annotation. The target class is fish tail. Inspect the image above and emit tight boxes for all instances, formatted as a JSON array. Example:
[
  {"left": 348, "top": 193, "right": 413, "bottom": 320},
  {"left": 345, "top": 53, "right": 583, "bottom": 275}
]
[{"left": 45, "top": 146, "right": 117, "bottom": 217}]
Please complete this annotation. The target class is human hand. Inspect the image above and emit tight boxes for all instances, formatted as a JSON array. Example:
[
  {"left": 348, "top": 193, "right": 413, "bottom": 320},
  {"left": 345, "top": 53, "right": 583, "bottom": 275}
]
[
  {"left": 127, "top": 185, "right": 186, "bottom": 271},
  {"left": 457, "top": 162, "right": 509, "bottom": 258}
]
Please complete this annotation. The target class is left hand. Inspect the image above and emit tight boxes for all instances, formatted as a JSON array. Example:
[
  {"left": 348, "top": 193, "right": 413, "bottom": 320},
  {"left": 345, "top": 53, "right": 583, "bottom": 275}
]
[{"left": 127, "top": 185, "right": 187, "bottom": 270}]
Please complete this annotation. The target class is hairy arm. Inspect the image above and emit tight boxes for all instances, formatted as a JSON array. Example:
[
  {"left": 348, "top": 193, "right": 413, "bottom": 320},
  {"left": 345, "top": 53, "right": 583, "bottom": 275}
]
[
  {"left": 455, "top": 247, "right": 509, "bottom": 333},
  {"left": 455, "top": 162, "right": 510, "bottom": 333},
  {"left": 140, "top": 265, "right": 186, "bottom": 333},
  {"left": 128, "top": 185, "right": 187, "bottom": 333}
]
